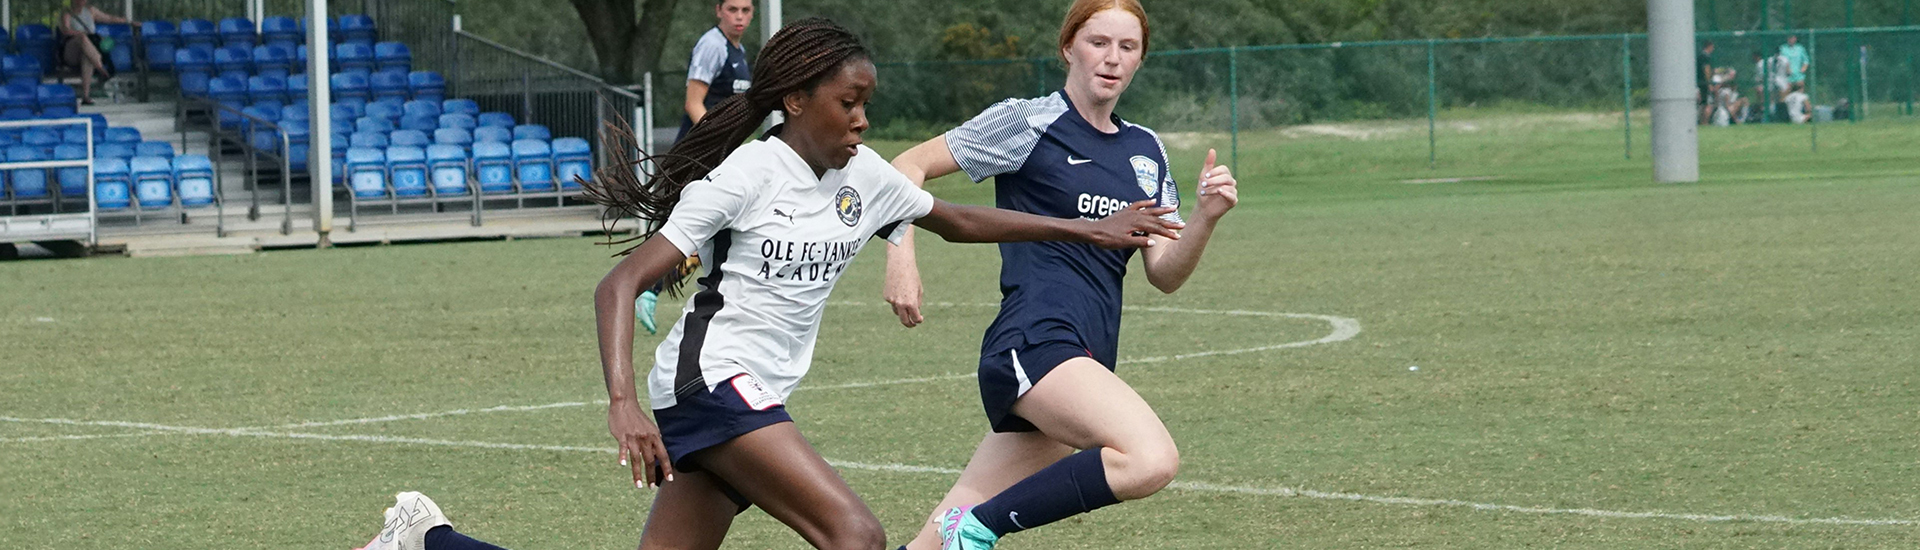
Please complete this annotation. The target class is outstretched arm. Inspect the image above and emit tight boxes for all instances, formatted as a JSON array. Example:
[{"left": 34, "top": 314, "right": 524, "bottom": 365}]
[
  {"left": 883, "top": 136, "right": 964, "bottom": 327},
  {"left": 1140, "top": 149, "right": 1239, "bottom": 293},
  {"left": 594, "top": 235, "right": 690, "bottom": 489},
  {"left": 915, "top": 198, "right": 1182, "bottom": 249}
]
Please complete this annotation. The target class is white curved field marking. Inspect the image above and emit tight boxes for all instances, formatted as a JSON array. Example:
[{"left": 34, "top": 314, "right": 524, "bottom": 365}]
[{"left": 2, "top": 415, "right": 1912, "bottom": 527}]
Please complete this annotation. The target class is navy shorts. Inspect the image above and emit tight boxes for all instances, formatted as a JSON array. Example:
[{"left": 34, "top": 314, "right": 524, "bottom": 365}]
[
  {"left": 654, "top": 373, "right": 793, "bottom": 473},
  {"left": 978, "top": 337, "right": 1099, "bottom": 433}
]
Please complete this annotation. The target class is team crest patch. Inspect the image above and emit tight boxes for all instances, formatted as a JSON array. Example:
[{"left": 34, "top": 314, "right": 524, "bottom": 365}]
[
  {"left": 1130, "top": 155, "right": 1160, "bottom": 197},
  {"left": 731, "top": 374, "right": 782, "bottom": 411},
  {"left": 834, "top": 186, "right": 863, "bottom": 226}
]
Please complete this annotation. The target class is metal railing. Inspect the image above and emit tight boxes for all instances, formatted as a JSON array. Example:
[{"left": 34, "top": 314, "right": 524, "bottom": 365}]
[
  {"left": 177, "top": 95, "right": 278, "bottom": 235},
  {"left": 0, "top": 118, "right": 96, "bottom": 245},
  {"left": 450, "top": 30, "right": 642, "bottom": 173}
]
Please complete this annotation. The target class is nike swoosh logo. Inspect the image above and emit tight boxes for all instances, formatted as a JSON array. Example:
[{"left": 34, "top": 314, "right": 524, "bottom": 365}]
[
  {"left": 1009, "top": 511, "right": 1027, "bottom": 529},
  {"left": 1067, "top": 156, "right": 1093, "bottom": 165}
]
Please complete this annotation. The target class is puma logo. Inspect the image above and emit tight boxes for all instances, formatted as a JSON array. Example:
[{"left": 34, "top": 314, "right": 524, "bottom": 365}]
[{"left": 772, "top": 208, "right": 795, "bottom": 223}]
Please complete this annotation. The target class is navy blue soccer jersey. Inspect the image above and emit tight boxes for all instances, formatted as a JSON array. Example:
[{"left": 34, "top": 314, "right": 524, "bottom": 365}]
[{"left": 945, "top": 91, "right": 1183, "bottom": 367}]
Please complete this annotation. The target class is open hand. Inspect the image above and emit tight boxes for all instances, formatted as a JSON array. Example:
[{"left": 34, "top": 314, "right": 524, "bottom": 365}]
[{"left": 1088, "top": 200, "right": 1184, "bottom": 249}]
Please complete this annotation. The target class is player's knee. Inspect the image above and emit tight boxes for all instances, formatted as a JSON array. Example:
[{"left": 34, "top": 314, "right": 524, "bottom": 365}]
[
  {"left": 819, "top": 514, "right": 887, "bottom": 550},
  {"left": 1111, "top": 440, "right": 1180, "bottom": 499}
]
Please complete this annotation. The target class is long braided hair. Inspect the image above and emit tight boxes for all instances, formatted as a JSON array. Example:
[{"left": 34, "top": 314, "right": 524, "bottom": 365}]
[{"left": 582, "top": 17, "right": 870, "bottom": 295}]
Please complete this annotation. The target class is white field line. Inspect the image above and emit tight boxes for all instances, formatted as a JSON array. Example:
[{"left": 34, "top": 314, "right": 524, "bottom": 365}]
[{"left": 1, "top": 415, "right": 1911, "bottom": 527}]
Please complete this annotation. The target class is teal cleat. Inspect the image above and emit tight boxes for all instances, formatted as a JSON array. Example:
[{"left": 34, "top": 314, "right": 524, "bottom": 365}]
[
  {"left": 938, "top": 506, "right": 998, "bottom": 550},
  {"left": 636, "top": 290, "right": 659, "bottom": 335}
]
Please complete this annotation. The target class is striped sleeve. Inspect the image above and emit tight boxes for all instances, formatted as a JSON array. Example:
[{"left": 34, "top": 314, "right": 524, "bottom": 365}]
[
  {"left": 686, "top": 31, "right": 729, "bottom": 84},
  {"left": 943, "top": 96, "right": 1061, "bottom": 183},
  {"left": 1139, "top": 126, "right": 1185, "bottom": 225}
]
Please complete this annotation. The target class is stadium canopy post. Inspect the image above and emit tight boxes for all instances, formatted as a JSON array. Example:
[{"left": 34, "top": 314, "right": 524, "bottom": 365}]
[
  {"left": 2, "top": 0, "right": 10, "bottom": 35},
  {"left": 308, "top": 0, "right": 334, "bottom": 245},
  {"left": 763, "top": 0, "right": 781, "bottom": 43},
  {"left": 1623, "top": 34, "right": 1633, "bottom": 160},
  {"left": 1426, "top": 39, "right": 1437, "bottom": 169},
  {"left": 1647, "top": 0, "right": 1700, "bottom": 183}
]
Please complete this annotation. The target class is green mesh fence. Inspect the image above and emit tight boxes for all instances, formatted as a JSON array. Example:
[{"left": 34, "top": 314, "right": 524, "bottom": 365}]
[{"left": 862, "top": 26, "right": 1920, "bottom": 174}]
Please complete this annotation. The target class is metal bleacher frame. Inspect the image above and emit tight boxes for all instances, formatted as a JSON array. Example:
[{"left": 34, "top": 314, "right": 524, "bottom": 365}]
[{"left": 0, "top": 117, "right": 96, "bottom": 246}]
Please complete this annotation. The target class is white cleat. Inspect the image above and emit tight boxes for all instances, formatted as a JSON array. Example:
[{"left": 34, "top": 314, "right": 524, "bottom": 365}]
[{"left": 353, "top": 491, "right": 452, "bottom": 550}]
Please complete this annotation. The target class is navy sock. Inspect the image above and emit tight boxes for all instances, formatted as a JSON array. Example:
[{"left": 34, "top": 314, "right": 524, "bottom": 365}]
[
  {"left": 969, "top": 447, "right": 1120, "bottom": 537},
  {"left": 425, "top": 526, "right": 511, "bottom": 550}
]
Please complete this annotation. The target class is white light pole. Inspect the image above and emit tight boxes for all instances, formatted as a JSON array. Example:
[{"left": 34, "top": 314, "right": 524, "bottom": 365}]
[
  {"left": 307, "top": 0, "right": 334, "bottom": 245},
  {"left": 1647, "top": 0, "right": 1700, "bottom": 183}
]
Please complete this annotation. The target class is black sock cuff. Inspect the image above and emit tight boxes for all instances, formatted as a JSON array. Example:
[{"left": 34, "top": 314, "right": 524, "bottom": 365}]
[{"left": 1067, "top": 447, "right": 1120, "bottom": 512}]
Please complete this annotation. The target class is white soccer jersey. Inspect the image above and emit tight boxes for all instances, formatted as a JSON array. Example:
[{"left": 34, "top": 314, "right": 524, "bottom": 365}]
[{"left": 649, "top": 136, "right": 935, "bottom": 409}]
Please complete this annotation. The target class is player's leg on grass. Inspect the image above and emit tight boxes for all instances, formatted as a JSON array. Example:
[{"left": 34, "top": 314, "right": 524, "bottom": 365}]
[
  {"left": 902, "top": 431, "right": 1070, "bottom": 550},
  {"left": 940, "top": 357, "right": 1178, "bottom": 548},
  {"left": 634, "top": 470, "right": 747, "bottom": 550},
  {"left": 690, "top": 421, "right": 888, "bottom": 550}
]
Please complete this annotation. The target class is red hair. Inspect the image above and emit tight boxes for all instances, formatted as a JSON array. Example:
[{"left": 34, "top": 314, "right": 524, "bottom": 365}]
[{"left": 1057, "top": 0, "right": 1149, "bottom": 62}]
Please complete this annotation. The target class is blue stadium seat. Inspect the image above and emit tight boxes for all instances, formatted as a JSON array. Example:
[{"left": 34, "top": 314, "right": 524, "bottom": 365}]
[
  {"left": 4, "top": 54, "right": 43, "bottom": 88},
  {"left": 54, "top": 143, "right": 88, "bottom": 197},
  {"left": 427, "top": 144, "right": 469, "bottom": 196},
  {"left": 283, "top": 119, "right": 311, "bottom": 170},
  {"left": 131, "top": 155, "right": 175, "bottom": 208},
  {"left": 174, "top": 154, "right": 216, "bottom": 206},
  {"left": 280, "top": 104, "right": 311, "bottom": 122},
  {"left": 287, "top": 73, "right": 309, "bottom": 102},
  {"left": 218, "top": 17, "right": 257, "bottom": 48},
  {"left": 213, "top": 45, "right": 252, "bottom": 75},
  {"left": 93, "top": 158, "right": 131, "bottom": 210},
  {"left": 438, "top": 113, "right": 475, "bottom": 130},
  {"left": 365, "top": 100, "right": 403, "bottom": 122},
  {"left": 210, "top": 77, "right": 251, "bottom": 130},
  {"left": 137, "top": 141, "right": 176, "bottom": 159},
  {"left": 553, "top": 137, "right": 591, "bottom": 189},
  {"left": 345, "top": 146, "right": 386, "bottom": 197},
  {"left": 387, "top": 145, "right": 427, "bottom": 196},
  {"left": 355, "top": 116, "right": 394, "bottom": 134},
  {"left": 175, "top": 46, "right": 216, "bottom": 96},
  {"left": 253, "top": 44, "right": 293, "bottom": 78},
  {"left": 106, "top": 125, "right": 141, "bottom": 144},
  {"left": 370, "top": 69, "right": 410, "bottom": 102},
  {"left": 37, "top": 84, "right": 75, "bottom": 110},
  {"left": 330, "top": 71, "right": 371, "bottom": 107},
  {"left": 245, "top": 105, "right": 283, "bottom": 151},
  {"left": 248, "top": 75, "right": 288, "bottom": 105},
  {"left": 511, "top": 124, "right": 550, "bottom": 142},
  {"left": 337, "top": 15, "right": 378, "bottom": 44},
  {"left": 96, "top": 142, "right": 136, "bottom": 159},
  {"left": 400, "top": 114, "right": 437, "bottom": 132},
  {"left": 473, "top": 126, "right": 511, "bottom": 143},
  {"left": 141, "top": 20, "right": 179, "bottom": 71},
  {"left": 23, "top": 129, "right": 60, "bottom": 154},
  {"left": 262, "top": 16, "right": 302, "bottom": 45},
  {"left": 41, "top": 105, "right": 77, "bottom": 119},
  {"left": 472, "top": 141, "right": 512, "bottom": 193},
  {"left": 6, "top": 145, "right": 49, "bottom": 198},
  {"left": 336, "top": 42, "right": 375, "bottom": 73},
  {"left": 330, "top": 102, "right": 364, "bottom": 122},
  {"left": 98, "top": 24, "right": 136, "bottom": 73},
  {"left": 477, "top": 112, "right": 514, "bottom": 128},
  {"left": 409, "top": 71, "right": 445, "bottom": 103},
  {"left": 15, "top": 25, "right": 55, "bottom": 73},
  {"left": 0, "top": 84, "right": 35, "bottom": 112},
  {"left": 433, "top": 127, "right": 471, "bottom": 148},
  {"left": 349, "top": 131, "right": 388, "bottom": 149},
  {"left": 374, "top": 42, "right": 411, "bottom": 73},
  {"left": 0, "top": 28, "right": 9, "bottom": 53},
  {"left": 402, "top": 100, "right": 440, "bottom": 120},
  {"left": 442, "top": 99, "right": 479, "bottom": 116},
  {"left": 511, "top": 139, "right": 553, "bottom": 192},
  {"left": 179, "top": 19, "right": 219, "bottom": 48},
  {"left": 390, "top": 129, "right": 429, "bottom": 147},
  {"left": 60, "top": 126, "right": 88, "bottom": 145},
  {"left": 84, "top": 113, "right": 109, "bottom": 139}
]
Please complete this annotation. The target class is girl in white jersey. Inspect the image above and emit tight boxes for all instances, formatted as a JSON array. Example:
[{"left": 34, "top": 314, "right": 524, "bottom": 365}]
[
  {"left": 350, "top": 18, "right": 1183, "bottom": 550},
  {"left": 883, "top": 1, "right": 1240, "bottom": 549}
]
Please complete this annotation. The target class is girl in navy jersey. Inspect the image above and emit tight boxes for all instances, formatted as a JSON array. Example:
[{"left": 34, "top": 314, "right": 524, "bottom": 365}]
[
  {"left": 882, "top": 1, "right": 1240, "bottom": 549},
  {"left": 349, "top": 18, "right": 1183, "bottom": 550}
]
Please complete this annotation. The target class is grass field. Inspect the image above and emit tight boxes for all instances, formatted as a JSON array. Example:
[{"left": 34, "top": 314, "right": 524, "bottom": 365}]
[{"left": 5, "top": 113, "right": 1919, "bottom": 549}]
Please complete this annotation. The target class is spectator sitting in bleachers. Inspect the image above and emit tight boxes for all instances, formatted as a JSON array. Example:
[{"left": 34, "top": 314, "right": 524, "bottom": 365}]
[
  {"left": 59, "top": 0, "right": 139, "bottom": 104},
  {"left": 1709, "top": 69, "right": 1747, "bottom": 126},
  {"left": 1783, "top": 82, "right": 1811, "bottom": 124}
]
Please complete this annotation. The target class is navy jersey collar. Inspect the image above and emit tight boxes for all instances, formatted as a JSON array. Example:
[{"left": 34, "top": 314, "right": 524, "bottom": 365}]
[{"left": 1056, "top": 89, "right": 1127, "bottom": 139}]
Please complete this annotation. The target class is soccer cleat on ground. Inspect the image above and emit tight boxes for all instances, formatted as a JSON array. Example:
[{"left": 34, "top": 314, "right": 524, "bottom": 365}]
[
  {"left": 636, "top": 290, "right": 659, "bottom": 335},
  {"left": 938, "top": 505, "right": 999, "bottom": 550},
  {"left": 353, "top": 491, "right": 451, "bottom": 550}
]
